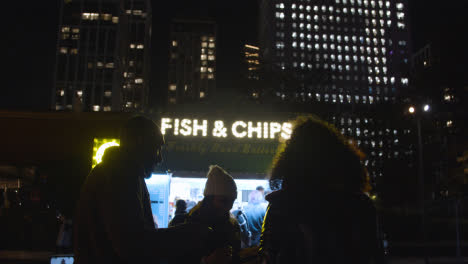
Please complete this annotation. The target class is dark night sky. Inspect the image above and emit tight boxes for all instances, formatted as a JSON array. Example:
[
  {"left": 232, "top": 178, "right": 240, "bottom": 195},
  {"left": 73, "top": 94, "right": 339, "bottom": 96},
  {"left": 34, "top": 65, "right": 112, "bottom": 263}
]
[{"left": 1, "top": 0, "right": 466, "bottom": 111}]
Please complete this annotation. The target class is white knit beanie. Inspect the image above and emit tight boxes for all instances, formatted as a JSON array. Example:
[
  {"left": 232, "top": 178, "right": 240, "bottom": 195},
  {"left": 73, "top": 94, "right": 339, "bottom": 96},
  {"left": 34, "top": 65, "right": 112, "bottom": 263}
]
[{"left": 203, "top": 165, "right": 237, "bottom": 200}]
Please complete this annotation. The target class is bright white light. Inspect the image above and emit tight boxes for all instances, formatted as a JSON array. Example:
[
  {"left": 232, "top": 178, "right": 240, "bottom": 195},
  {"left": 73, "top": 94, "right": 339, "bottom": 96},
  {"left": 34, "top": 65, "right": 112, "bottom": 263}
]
[
  {"left": 180, "top": 119, "right": 192, "bottom": 136},
  {"left": 248, "top": 122, "right": 262, "bottom": 138},
  {"left": 161, "top": 118, "right": 172, "bottom": 135},
  {"left": 192, "top": 119, "right": 208, "bottom": 136},
  {"left": 232, "top": 121, "right": 247, "bottom": 138},
  {"left": 408, "top": 106, "right": 415, "bottom": 114},
  {"left": 423, "top": 104, "right": 430, "bottom": 112}
]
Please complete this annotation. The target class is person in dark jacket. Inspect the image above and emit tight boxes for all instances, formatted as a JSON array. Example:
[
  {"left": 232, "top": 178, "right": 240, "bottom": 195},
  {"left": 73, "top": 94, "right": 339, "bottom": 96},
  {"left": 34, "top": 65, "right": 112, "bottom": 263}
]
[
  {"left": 243, "top": 190, "right": 266, "bottom": 247},
  {"left": 74, "top": 116, "right": 218, "bottom": 264},
  {"left": 169, "top": 199, "right": 187, "bottom": 227},
  {"left": 260, "top": 115, "right": 384, "bottom": 264},
  {"left": 180, "top": 165, "right": 241, "bottom": 264}
]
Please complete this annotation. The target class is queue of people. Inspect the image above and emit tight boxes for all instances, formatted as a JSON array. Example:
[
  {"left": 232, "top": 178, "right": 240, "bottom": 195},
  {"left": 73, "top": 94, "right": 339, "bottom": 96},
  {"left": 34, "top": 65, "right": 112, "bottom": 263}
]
[{"left": 73, "top": 115, "right": 384, "bottom": 264}]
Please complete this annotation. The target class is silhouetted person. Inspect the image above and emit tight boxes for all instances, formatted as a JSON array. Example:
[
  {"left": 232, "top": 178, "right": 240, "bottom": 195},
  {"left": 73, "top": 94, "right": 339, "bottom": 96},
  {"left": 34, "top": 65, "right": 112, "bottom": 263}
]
[
  {"left": 74, "top": 116, "right": 215, "bottom": 264},
  {"left": 169, "top": 199, "right": 187, "bottom": 227},
  {"left": 243, "top": 190, "right": 266, "bottom": 247},
  {"left": 181, "top": 165, "right": 241, "bottom": 264},
  {"left": 260, "top": 116, "right": 384, "bottom": 264}
]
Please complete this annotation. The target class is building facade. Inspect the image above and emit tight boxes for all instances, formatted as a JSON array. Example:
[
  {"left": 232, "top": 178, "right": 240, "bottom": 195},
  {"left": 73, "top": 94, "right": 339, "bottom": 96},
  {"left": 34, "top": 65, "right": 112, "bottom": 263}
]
[
  {"left": 53, "top": 0, "right": 152, "bottom": 112},
  {"left": 168, "top": 19, "right": 217, "bottom": 104},
  {"left": 258, "top": 0, "right": 411, "bottom": 184}
]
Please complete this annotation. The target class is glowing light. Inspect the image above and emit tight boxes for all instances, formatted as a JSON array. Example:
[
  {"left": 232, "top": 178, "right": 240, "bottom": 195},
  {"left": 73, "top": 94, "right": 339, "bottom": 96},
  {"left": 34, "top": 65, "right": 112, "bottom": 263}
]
[
  {"left": 247, "top": 122, "right": 262, "bottom": 138},
  {"left": 423, "top": 104, "right": 430, "bottom": 112},
  {"left": 269, "top": 122, "right": 282, "bottom": 139},
  {"left": 192, "top": 119, "right": 208, "bottom": 136},
  {"left": 180, "top": 119, "right": 192, "bottom": 136},
  {"left": 281, "top": 123, "right": 292, "bottom": 140},
  {"left": 408, "top": 106, "right": 415, "bottom": 114},
  {"left": 161, "top": 118, "right": 172, "bottom": 135},
  {"left": 232, "top": 121, "right": 247, "bottom": 138}
]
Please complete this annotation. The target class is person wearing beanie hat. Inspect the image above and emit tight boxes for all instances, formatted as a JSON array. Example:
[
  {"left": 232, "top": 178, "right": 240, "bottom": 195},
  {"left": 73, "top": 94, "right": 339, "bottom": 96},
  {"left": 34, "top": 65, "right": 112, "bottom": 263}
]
[{"left": 179, "top": 165, "right": 241, "bottom": 264}]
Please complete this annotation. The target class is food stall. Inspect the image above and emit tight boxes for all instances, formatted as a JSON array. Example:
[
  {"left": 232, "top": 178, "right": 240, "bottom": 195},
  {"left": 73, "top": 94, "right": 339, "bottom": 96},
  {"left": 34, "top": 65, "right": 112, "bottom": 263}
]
[{"left": 92, "top": 113, "right": 295, "bottom": 228}]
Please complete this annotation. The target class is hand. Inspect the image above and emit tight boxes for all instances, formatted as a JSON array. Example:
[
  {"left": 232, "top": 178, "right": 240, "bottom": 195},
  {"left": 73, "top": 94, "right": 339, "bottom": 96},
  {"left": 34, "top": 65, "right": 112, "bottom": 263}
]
[{"left": 203, "top": 247, "right": 232, "bottom": 264}]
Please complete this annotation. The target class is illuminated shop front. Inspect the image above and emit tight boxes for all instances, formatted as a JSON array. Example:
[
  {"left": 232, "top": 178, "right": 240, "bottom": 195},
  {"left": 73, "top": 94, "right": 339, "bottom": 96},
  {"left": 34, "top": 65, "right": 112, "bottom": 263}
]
[{"left": 92, "top": 115, "right": 293, "bottom": 228}]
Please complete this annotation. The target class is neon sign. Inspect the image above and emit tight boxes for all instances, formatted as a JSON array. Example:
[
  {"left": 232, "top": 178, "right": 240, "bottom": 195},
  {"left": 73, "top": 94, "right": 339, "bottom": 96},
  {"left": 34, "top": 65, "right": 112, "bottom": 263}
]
[
  {"left": 92, "top": 138, "right": 120, "bottom": 168},
  {"left": 161, "top": 118, "right": 292, "bottom": 140}
]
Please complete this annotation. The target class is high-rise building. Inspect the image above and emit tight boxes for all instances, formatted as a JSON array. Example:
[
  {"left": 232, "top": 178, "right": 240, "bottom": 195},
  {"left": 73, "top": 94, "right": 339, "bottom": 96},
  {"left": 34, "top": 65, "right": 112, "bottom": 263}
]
[
  {"left": 168, "top": 19, "right": 217, "bottom": 104},
  {"left": 258, "top": 0, "right": 411, "bottom": 183},
  {"left": 244, "top": 44, "right": 261, "bottom": 81},
  {"left": 53, "top": 0, "right": 152, "bottom": 112}
]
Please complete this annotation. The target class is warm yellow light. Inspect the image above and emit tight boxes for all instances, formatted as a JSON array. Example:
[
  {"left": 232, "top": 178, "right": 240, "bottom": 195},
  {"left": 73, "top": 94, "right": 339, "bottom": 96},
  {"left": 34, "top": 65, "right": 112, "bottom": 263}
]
[
  {"left": 408, "top": 106, "right": 415, "bottom": 114},
  {"left": 92, "top": 138, "right": 120, "bottom": 168}
]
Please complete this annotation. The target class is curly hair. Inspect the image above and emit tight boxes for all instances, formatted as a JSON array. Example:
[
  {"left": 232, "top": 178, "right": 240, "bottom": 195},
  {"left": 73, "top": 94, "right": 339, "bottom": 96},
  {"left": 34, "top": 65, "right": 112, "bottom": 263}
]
[{"left": 269, "top": 115, "right": 370, "bottom": 196}]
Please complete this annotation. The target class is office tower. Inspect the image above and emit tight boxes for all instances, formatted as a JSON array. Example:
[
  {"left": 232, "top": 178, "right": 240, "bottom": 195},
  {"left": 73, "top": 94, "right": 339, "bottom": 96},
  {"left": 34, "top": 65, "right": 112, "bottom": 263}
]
[
  {"left": 259, "top": 0, "right": 411, "bottom": 182},
  {"left": 168, "top": 19, "right": 217, "bottom": 104},
  {"left": 53, "top": 0, "right": 152, "bottom": 112}
]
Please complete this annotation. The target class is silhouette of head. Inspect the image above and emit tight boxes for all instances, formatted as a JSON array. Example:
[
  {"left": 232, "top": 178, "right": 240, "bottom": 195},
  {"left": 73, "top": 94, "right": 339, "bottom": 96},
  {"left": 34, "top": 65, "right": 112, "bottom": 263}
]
[
  {"left": 270, "top": 115, "right": 370, "bottom": 196},
  {"left": 120, "top": 116, "right": 164, "bottom": 177},
  {"left": 175, "top": 199, "right": 187, "bottom": 212}
]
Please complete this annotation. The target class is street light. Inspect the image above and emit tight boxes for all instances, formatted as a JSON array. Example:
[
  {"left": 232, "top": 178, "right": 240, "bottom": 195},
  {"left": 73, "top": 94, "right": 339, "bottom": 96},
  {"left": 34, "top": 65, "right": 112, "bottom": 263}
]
[
  {"left": 407, "top": 103, "right": 430, "bottom": 264},
  {"left": 423, "top": 104, "right": 430, "bottom": 112}
]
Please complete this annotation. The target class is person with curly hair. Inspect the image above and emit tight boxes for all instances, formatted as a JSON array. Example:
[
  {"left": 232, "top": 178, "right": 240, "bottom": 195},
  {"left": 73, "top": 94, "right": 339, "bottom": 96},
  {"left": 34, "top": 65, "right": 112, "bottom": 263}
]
[{"left": 260, "top": 115, "right": 383, "bottom": 264}]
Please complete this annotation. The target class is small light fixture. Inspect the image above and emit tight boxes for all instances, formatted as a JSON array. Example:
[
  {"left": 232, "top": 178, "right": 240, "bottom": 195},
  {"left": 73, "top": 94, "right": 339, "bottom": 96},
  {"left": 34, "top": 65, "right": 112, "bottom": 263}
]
[
  {"left": 423, "top": 104, "right": 430, "bottom": 112},
  {"left": 408, "top": 106, "right": 415, "bottom": 114}
]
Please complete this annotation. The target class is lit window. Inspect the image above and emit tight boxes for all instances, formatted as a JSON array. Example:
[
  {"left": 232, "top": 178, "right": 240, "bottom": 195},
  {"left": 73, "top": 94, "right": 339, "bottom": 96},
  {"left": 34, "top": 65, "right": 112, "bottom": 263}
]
[
  {"left": 102, "top": 14, "right": 112, "bottom": 21},
  {"left": 208, "top": 73, "right": 214, "bottom": 79},
  {"left": 292, "top": 3, "right": 296, "bottom": 9},
  {"left": 92, "top": 105, "right": 100, "bottom": 112},
  {"left": 137, "top": 44, "right": 144, "bottom": 50},
  {"left": 105, "top": 62, "right": 114, "bottom": 68},
  {"left": 208, "top": 55, "right": 215, "bottom": 61},
  {"left": 401, "top": 78, "right": 409, "bottom": 85},
  {"left": 209, "top": 43, "right": 215, "bottom": 48},
  {"left": 201, "top": 54, "right": 207, "bottom": 60},
  {"left": 396, "top": 3, "right": 404, "bottom": 10},
  {"left": 112, "top": 16, "right": 119, "bottom": 23},
  {"left": 59, "top": 47, "right": 68, "bottom": 54},
  {"left": 104, "top": 91, "right": 112, "bottom": 97},
  {"left": 97, "top": 62, "right": 104, "bottom": 68},
  {"left": 169, "top": 84, "right": 176, "bottom": 91},
  {"left": 292, "top": 13, "right": 297, "bottom": 19},
  {"left": 397, "top": 22, "right": 405, "bottom": 29},
  {"left": 397, "top": 12, "right": 405, "bottom": 20},
  {"left": 130, "top": 44, "right": 135, "bottom": 49},
  {"left": 200, "top": 91, "right": 206, "bottom": 98},
  {"left": 135, "top": 78, "right": 143, "bottom": 84}
]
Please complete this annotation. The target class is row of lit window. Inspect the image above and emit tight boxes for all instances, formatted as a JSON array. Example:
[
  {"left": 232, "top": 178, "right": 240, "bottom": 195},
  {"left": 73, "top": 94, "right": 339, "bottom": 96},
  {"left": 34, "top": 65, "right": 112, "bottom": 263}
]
[
  {"left": 201, "top": 54, "right": 216, "bottom": 61},
  {"left": 55, "top": 104, "right": 112, "bottom": 112},
  {"left": 289, "top": 60, "right": 389, "bottom": 72},
  {"left": 124, "top": 10, "right": 146, "bottom": 17},
  {"left": 289, "top": 28, "right": 386, "bottom": 39},
  {"left": 81, "top": 13, "right": 119, "bottom": 23},
  {"left": 277, "top": 41, "right": 390, "bottom": 53},
  {"left": 87, "top": 62, "right": 115, "bottom": 69},
  {"left": 275, "top": 91, "right": 394, "bottom": 104},
  {"left": 276, "top": 1, "right": 396, "bottom": 10},
  {"left": 200, "top": 67, "right": 215, "bottom": 73},
  {"left": 129, "top": 44, "right": 144, "bottom": 49},
  {"left": 201, "top": 48, "right": 215, "bottom": 55},
  {"left": 59, "top": 47, "right": 78, "bottom": 54},
  {"left": 201, "top": 73, "right": 215, "bottom": 80},
  {"left": 288, "top": 8, "right": 393, "bottom": 19},
  {"left": 201, "top": 42, "right": 216, "bottom": 48},
  {"left": 277, "top": 16, "right": 403, "bottom": 30}
]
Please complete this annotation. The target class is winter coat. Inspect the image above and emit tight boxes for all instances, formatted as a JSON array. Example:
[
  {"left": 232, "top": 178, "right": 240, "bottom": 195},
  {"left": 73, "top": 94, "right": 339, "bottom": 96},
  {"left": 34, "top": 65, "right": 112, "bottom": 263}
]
[
  {"left": 175, "top": 201, "right": 241, "bottom": 264},
  {"left": 169, "top": 210, "right": 187, "bottom": 227},
  {"left": 74, "top": 148, "right": 207, "bottom": 264},
  {"left": 243, "top": 202, "right": 267, "bottom": 246},
  {"left": 260, "top": 190, "right": 384, "bottom": 264}
]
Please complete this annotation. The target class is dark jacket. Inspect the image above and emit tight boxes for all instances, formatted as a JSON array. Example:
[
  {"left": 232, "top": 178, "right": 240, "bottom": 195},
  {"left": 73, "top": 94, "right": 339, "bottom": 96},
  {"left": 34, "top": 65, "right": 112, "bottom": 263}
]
[
  {"left": 260, "top": 190, "right": 384, "bottom": 264},
  {"left": 180, "top": 201, "right": 241, "bottom": 264},
  {"left": 74, "top": 149, "right": 205, "bottom": 264},
  {"left": 169, "top": 210, "right": 187, "bottom": 227}
]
